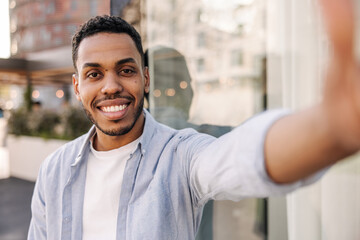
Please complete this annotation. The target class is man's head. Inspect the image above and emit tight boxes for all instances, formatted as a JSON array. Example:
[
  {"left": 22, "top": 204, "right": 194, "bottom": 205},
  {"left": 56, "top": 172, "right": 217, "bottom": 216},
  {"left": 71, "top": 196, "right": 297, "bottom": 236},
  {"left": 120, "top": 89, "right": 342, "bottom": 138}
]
[
  {"left": 72, "top": 15, "right": 144, "bottom": 72},
  {"left": 71, "top": 16, "right": 149, "bottom": 148}
]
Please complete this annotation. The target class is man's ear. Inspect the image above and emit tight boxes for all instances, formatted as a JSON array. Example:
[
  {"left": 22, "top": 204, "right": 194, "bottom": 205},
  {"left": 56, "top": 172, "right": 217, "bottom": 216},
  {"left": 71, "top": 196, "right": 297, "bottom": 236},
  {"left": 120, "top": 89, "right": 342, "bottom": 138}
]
[
  {"left": 72, "top": 74, "right": 81, "bottom": 101},
  {"left": 144, "top": 67, "right": 150, "bottom": 94}
]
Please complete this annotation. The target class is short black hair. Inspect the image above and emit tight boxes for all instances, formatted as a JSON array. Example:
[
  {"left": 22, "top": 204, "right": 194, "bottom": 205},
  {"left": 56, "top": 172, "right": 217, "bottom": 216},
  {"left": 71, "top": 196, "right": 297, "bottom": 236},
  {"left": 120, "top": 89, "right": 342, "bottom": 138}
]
[{"left": 72, "top": 15, "right": 144, "bottom": 72}]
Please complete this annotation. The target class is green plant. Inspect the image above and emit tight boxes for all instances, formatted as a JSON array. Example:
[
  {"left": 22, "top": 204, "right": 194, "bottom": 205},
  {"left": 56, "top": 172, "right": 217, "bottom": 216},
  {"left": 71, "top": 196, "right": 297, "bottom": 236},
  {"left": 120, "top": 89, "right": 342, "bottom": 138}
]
[
  {"left": 8, "top": 107, "right": 31, "bottom": 136},
  {"left": 8, "top": 106, "right": 92, "bottom": 140},
  {"left": 23, "top": 84, "right": 33, "bottom": 111},
  {"left": 61, "top": 107, "right": 93, "bottom": 139}
]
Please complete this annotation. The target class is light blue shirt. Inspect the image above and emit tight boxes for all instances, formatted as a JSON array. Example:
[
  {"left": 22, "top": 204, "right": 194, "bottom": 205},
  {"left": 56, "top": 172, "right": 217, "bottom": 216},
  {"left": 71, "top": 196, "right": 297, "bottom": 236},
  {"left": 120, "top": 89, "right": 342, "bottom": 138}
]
[{"left": 28, "top": 109, "right": 323, "bottom": 240}]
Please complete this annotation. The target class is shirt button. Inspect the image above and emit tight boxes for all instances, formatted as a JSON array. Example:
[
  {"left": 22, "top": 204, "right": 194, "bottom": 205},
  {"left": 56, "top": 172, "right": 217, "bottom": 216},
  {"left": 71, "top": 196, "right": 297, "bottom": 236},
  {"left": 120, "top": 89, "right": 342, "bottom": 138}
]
[{"left": 63, "top": 217, "right": 71, "bottom": 223}]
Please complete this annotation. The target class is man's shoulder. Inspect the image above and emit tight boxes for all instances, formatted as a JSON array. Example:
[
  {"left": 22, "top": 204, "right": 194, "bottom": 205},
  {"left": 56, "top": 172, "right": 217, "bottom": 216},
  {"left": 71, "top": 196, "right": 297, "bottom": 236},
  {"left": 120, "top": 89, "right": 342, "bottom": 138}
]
[{"left": 152, "top": 120, "right": 206, "bottom": 143}]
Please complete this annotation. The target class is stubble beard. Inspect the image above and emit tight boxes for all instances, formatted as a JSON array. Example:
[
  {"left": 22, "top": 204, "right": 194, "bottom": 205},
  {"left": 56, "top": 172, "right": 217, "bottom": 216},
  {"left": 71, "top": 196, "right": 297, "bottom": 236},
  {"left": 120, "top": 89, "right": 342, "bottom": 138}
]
[{"left": 83, "top": 97, "right": 144, "bottom": 136}]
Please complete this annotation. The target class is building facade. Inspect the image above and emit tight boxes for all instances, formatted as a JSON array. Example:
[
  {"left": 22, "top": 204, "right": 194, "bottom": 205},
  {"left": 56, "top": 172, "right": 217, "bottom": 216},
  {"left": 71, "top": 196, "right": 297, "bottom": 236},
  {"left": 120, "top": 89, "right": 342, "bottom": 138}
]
[{"left": 9, "top": 0, "right": 109, "bottom": 57}]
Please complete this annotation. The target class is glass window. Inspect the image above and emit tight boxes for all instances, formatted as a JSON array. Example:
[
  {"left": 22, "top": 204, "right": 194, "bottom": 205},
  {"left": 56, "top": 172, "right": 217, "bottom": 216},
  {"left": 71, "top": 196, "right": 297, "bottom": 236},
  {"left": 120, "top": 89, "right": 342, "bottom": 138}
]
[
  {"left": 231, "top": 49, "right": 243, "bottom": 67},
  {"left": 196, "top": 9, "right": 202, "bottom": 23},
  {"left": 46, "top": 2, "right": 55, "bottom": 15},
  {"left": 71, "top": 0, "right": 77, "bottom": 10},
  {"left": 90, "top": 0, "right": 98, "bottom": 16},
  {"left": 197, "top": 32, "right": 206, "bottom": 48},
  {"left": 145, "top": 0, "right": 267, "bottom": 239},
  {"left": 197, "top": 58, "right": 205, "bottom": 72}
]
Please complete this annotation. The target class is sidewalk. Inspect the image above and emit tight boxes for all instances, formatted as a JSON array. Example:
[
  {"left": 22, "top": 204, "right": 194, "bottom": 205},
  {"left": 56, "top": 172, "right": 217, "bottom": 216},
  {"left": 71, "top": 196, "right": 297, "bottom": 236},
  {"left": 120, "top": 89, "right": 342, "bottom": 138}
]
[{"left": 0, "top": 177, "right": 35, "bottom": 240}]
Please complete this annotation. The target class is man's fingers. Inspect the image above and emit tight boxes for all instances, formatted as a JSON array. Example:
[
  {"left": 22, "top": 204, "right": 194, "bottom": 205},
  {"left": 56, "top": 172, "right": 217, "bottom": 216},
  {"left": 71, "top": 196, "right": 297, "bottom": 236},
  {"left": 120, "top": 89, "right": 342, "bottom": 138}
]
[{"left": 318, "top": 0, "right": 355, "bottom": 59}]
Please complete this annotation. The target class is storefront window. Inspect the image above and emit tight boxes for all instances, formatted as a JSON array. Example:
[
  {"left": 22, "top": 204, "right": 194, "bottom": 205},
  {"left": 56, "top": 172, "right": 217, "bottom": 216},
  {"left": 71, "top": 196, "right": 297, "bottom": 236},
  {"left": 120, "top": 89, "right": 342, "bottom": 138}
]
[{"left": 145, "top": 0, "right": 267, "bottom": 239}]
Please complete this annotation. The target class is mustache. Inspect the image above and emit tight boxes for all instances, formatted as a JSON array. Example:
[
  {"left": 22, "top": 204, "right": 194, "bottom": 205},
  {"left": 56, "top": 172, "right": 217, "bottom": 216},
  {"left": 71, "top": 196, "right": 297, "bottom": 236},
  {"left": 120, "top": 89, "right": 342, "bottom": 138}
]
[{"left": 92, "top": 94, "right": 134, "bottom": 108}]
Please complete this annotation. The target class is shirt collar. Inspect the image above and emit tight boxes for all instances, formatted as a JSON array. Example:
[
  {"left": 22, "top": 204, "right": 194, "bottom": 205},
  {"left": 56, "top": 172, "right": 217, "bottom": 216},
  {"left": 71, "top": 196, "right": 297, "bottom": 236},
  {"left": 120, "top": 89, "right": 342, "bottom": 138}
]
[
  {"left": 72, "top": 125, "right": 96, "bottom": 167},
  {"left": 138, "top": 109, "right": 157, "bottom": 155}
]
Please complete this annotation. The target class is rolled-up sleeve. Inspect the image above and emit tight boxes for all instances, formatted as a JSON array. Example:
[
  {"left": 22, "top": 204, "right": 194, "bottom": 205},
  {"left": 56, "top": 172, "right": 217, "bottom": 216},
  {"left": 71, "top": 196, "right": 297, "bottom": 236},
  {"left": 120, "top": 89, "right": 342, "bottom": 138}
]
[{"left": 185, "top": 109, "right": 327, "bottom": 206}]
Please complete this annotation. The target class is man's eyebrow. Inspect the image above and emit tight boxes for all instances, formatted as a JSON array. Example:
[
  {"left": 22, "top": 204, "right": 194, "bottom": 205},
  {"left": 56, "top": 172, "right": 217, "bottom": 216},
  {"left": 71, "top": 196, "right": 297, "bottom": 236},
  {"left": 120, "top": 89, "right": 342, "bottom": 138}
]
[
  {"left": 115, "top": 58, "right": 137, "bottom": 66},
  {"left": 81, "top": 58, "right": 137, "bottom": 70},
  {"left": 82, "top": 62, "right": 101, "bottom": 69}
]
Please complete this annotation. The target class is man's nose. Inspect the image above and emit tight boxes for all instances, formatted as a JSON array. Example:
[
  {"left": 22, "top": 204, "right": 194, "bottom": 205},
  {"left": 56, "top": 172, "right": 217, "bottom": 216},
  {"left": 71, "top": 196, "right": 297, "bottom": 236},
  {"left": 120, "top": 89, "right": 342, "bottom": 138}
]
[{"left": 101, "top": 72, "right": 123, "bottom": 95}]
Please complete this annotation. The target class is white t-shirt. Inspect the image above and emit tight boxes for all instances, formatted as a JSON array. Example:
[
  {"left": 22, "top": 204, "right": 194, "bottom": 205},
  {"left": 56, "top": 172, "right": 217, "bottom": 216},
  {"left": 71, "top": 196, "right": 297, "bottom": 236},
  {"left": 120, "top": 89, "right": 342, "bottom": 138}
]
[{"left": 82, "top": 135, "right": 140, "bottom": 240}]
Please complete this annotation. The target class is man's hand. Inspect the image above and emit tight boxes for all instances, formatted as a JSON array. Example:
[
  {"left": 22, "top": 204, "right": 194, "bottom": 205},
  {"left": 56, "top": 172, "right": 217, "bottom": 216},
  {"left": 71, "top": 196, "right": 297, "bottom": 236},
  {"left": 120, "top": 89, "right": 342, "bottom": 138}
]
[
  {"left": 320, "top": 0, "right": 360, "bottom": 152},
  {"left": 265, "top": 0, "right": 360, "bottom": 183},
  {"left": 319, "top": 0, "right": 355, "bottom": 59}
]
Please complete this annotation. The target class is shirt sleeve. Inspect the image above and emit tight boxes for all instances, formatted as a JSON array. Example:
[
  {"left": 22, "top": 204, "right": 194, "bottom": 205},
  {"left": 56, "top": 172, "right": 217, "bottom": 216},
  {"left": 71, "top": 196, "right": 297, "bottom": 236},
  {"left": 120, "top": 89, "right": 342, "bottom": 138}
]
[
  {"left": 27, "top": 162, "right": 47, "bottom": 240},
  {"left": 186, "top": 109, "right": 328, "bottom": 206}
]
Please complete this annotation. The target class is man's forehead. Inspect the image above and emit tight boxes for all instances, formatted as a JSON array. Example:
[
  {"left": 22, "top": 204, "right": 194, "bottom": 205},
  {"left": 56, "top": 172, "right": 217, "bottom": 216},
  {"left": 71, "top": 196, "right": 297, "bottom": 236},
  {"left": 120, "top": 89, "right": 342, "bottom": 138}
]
[{"left": 76, "top": 32, "right": 142, "bottom": 67}]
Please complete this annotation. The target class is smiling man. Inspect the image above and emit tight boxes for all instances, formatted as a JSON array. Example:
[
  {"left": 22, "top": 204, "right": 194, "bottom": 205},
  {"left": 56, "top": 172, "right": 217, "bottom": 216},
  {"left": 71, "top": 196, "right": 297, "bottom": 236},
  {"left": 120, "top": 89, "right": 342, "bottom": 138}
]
[{"left": 28, "top": 0, "right": 360, "bottom": 239}]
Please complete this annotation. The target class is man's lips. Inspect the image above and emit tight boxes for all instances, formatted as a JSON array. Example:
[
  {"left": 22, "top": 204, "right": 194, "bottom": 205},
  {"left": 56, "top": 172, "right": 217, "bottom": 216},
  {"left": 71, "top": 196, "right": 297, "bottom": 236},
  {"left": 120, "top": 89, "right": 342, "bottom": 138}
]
[
  {"left": 93, "top": 96, "right": 133, "bottom": 108},
  {"left": 94, "top": 97, "right": 133, "bottom": 119}
]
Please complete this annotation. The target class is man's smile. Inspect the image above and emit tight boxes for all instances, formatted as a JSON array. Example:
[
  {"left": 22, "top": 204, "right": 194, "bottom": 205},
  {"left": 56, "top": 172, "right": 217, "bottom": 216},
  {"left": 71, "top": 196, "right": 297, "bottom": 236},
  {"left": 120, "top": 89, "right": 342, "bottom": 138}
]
[
  {"left": 94, "top": 98, "right": 133, "bottom": 120},
  {"left": 100, "top": 104, "right": 128, "bottom": 113}
]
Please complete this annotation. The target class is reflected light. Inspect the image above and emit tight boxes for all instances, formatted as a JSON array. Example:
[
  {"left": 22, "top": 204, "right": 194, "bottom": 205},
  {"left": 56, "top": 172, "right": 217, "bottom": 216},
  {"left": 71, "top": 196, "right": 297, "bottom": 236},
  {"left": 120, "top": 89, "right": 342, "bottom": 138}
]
[
  {"left": 9, "top": 1, "right": 16, "bottom": 9},
  {"left": 180, "top": 81, "right": 188, "bottom": 89},
  {"left": 153, "top": 89, "right": 161, "bottom": 97},
  {"left": 0, "top": 0, "right": 10, "bottom": 58},
  {"left": 5, "top": 101, "right": 13, "bottom": 109},
  {"left": 219, "top": 77, "right": 227, "bottom": 85},
  {"left": 32, "top": 90, "right": 40, "bottom": 99},
  {"left": 165, "top": 88, "right": 176, "bottom": 97},
  {"left": 205, "top": 84, "right": 212, "bottom": 92},
  {"left": 56, "top": 89, "right": 64, "bottom": 99}
]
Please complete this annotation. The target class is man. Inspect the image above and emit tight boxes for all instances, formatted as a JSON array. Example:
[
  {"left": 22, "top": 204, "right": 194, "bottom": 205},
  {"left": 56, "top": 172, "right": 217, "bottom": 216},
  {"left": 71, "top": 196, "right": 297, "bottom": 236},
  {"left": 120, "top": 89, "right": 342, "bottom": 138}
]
[{"left": 28, "top": 0, "right": 360, "bottom": 239}]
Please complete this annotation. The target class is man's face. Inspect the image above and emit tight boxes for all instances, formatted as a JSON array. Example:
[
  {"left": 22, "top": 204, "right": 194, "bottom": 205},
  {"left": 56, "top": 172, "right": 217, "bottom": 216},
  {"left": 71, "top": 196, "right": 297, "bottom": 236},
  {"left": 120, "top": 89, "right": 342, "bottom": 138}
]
[{"left": 73, "top": 33, "right": 149, "bottom": 137}]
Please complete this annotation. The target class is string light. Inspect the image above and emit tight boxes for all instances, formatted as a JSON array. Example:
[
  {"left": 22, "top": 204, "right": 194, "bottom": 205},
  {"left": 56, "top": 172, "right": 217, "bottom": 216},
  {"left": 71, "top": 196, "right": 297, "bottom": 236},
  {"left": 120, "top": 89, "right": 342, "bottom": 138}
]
[
  {"left": 165, "top": 88, "right": 176, "bottom": 97},
  {"left": 180, "top": 81, "right": 188, "bottom": 89},
  {"left": 56, "top": 89, "right": 64, "bottom": 98},
  {"left": 32, "top": 90, "right": 40, "bottom": 99},
  {"left": 153, "top": 89, "right": 161, "bottom": 97}
]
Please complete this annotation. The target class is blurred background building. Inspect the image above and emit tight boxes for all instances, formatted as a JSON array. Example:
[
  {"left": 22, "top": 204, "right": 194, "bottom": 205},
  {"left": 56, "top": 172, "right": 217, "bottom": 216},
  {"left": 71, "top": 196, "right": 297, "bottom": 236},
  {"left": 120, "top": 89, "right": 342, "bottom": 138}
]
[
  {"left": 0, "top": 0, "right": 360, "bottom": 240},
  {"left": 10, "top": 0, "right": 109, "bottom": 58},
  {"left": 0, "top": 0, "right": 110, "bottom": 111}
]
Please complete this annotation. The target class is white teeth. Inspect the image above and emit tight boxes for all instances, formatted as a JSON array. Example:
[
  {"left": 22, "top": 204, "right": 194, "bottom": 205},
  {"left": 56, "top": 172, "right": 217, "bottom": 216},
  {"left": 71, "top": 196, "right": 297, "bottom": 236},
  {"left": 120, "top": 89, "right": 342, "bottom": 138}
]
[{"left": 101, "top": 105, "right": 127, "bottom": 113}]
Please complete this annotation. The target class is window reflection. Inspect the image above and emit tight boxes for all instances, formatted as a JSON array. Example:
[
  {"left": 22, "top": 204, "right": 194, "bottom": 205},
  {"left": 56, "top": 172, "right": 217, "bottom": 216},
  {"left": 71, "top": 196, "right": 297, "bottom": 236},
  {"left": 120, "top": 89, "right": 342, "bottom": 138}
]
[
  {"left": 146, "top": 0, "right": 267, "bottom": 239},
  {"left": 147, "top": 0, "right": 266, "bottom": 127}
]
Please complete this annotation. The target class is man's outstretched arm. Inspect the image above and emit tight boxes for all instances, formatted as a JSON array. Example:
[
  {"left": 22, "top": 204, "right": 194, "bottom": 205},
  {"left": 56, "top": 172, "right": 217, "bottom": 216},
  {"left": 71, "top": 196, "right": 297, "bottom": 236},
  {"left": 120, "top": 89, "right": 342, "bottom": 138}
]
[{"left": 265, "top": 0, "right": 360, "bottom": 183}]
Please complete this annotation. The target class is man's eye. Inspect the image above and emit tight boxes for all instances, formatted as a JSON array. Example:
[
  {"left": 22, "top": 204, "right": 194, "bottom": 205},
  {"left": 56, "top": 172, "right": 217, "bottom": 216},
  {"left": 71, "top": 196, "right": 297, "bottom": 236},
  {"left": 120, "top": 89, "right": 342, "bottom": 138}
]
[
  {"left": 121, "top": 69, "right": 135, "bottom": 76},
  {"left": 88, "top": 72, "right": 100, "bottom": 78}
]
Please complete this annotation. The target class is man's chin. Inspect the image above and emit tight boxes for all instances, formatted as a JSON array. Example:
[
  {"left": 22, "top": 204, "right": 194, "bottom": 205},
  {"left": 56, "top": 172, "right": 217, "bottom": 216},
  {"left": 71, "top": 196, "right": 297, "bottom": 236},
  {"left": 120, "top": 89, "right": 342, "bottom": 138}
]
[{"left": 96, "top": 125, "right": 133, "bottom": 137}]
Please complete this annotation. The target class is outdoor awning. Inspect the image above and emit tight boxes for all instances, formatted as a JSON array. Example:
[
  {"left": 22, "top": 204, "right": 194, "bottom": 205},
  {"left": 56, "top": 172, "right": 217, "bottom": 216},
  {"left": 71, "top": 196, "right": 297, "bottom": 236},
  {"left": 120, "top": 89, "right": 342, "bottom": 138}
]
[{"left": 0, "top": 47, "right": 74, "bottom": 86}]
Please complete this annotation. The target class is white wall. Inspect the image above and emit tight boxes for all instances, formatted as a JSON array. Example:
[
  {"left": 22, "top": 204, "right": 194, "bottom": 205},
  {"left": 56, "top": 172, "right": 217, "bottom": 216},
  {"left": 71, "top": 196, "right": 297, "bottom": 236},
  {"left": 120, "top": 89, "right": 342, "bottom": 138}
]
[
  {"left": 0, "top": 118, "right": 9, "bottom": 179},
  {"left": 8, "top": 135, "right": 68, "bottom": 181}
]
